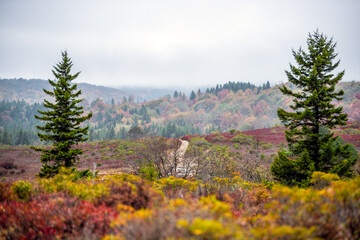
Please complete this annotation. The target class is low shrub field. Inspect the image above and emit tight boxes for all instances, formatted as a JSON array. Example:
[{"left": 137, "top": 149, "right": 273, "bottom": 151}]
[{"left": 1, "top": 168, "right": 359, "bottom": 239}]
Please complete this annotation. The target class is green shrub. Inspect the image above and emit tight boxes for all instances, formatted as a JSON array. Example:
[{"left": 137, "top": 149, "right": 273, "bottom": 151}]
[
  {"left": 140, "top": 164, "right": 159, "bottom": 181},
  {"left": 231, "top": 134, "right": 253, "bottom": 145},
  {"left": 271, "top": 151, "right": 314, "bottom": 188},
  {"left": 12, "top": 180, "right": 32, "bottom": 201},
  {"left": 229, "top": 129, "right": 236, "bottom": 134},
  {"left": 261, "top": 143, "right": 273, "bottom": 149},
  {"left": 279, "top": 142, "right": 286, "bottom": 148},
  {"left": 72, "top": 168, "right": 98, "bottom": 181},
  {"left": 210, "top": 135, "right": 227, "bottom": 143},
  {"left": 190, "top": 137, "right": 211, "bottom": 147},
  {"left": 233, "top": 143, "right": 241, "bottom": 149}
]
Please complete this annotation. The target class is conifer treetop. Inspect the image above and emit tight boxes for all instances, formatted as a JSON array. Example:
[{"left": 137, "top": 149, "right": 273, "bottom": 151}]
[
  {"left": 32, "top": 51, "right": 92, "bottom": 177},
  {"left": 271, "top": 30, "right": 357, "bottom": 187}
]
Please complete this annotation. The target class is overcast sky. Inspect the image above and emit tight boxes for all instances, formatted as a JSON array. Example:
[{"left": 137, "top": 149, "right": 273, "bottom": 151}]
[{"left": 0, "top": 0, "right": 359, "bottom": 88}]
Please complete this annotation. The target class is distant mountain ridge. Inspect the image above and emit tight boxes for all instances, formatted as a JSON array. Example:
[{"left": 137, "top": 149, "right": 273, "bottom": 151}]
[{"left": 0, "top": 78, "right": 176, "bottom": 104}]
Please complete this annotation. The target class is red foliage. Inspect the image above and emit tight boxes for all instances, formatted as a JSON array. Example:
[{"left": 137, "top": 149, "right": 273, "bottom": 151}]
[
  {"left": 204, "top": 134, "right": 233, "bottom": 143},
  {"left": 182, "top": 127, "right": 286, "bottom": 145},
  {"left": 217, "top": 89, "right": 230, "bottom": 99},
  {"left": 338, "top": 121, "right": 358, "bottom": 129},
  {"left": 0, "top": 193, "right": 117, "bottom": 239},
  {"left": 184, "top": 124, "right": 360, "bottom": 150},
  {"left": 241, "top": 126, "right": 286, "bottom": 144},
  {"left": 339, "top": 134, "right": 360, "bottom": 148}
]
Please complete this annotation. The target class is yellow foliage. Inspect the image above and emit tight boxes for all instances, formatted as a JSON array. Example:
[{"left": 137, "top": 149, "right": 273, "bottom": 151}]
[
  {"left": 169, "top": 198, "right": 188, "bottom": 208},
  {"left": 198, "top": 195, "right": 232, "bottom": 218},
  {"left": 311, "top": 171, "right": 340, "bottom": 182},
  {"left": 106, "top": 173, "right": 143, "bottom": 184},
  {"left": 8, "top": 165, "right": 358, "bottom": 239},
  {"left": 117, "top": 204, "right": 135, "bottom": 213},
  {"left": 254, "top": 176, "right": 360, "bottom": 239},
  {"left": 38, "top": 168, "right": 108, "bottom": 201},
  {"left": 188, "top": 218, "right": 230, "bottom": 237},
  {"left": 130, "top": 209, "right": 153, "bottom": 220},
  {"left": 251, "top": 225, "right": 317, "bottom": 240},
  {"left": 154, "top": 176, "right": 201, "bottom": 193},
  {"left": 310, "top": 171, "right": 340, "bottom": 189},
  {"left": 102, "top": 234, "right": 125, "bottom": 240}
]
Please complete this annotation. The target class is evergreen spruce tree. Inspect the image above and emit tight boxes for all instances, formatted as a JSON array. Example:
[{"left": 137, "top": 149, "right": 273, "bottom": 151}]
[
  {"left": 120, "top": 127, "right": 126, "bottom": 139},
  {"left": 190, "top": 90, "right": 196, "bottom": 101},
  {"left": 88, "top": 128, "right": 94, "bottom": 142},
  {"left": 2, "top": 130, "right": 11, "bottom": 145},
  {"left": 265, "top": 81, "right": 271, "bottom": 89},
  {"left": 271, "top": 30, "right": 357, "bottom": 187},
  {"left": 15, "top": 129, "right": 29, "bottom": 145},
  {"left": 108, "top": 126, "right": 115, "bottom": 139},
  {"left": 31, "top": 51, "right": 92, "bottom": 177}
]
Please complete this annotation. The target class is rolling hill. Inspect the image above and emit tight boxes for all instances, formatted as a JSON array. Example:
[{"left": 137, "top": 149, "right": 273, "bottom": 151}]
[
  {"left": 0, "top": 79, "right": 359, "bottom": 145},
  {"left": 0, "top": 78, "right": 176, "bottom": 104}
]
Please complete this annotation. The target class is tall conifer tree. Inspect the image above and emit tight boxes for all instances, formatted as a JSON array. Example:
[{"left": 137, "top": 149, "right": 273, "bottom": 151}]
[
  {"left": 32, "top": 51, "right": 92, "bottom": 177},
  {"left": 190, "top": 90, "right": 196, "bottom": 100},
  {"left": 271, "top": 30, "right": 357, "bottom": 187}
]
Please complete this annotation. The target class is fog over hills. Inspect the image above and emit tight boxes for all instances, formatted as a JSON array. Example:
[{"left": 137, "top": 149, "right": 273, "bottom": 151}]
[
  {"left": 0, "top": 78, "right": 270, "bottom": 104},
  {"left": 0, "top": 78, "right": 180, "bottom": 104}
]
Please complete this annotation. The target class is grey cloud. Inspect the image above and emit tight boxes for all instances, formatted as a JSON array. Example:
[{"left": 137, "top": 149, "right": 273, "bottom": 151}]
[{"left": 0, "top": 0, "right": 359, "bottom": 88}]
